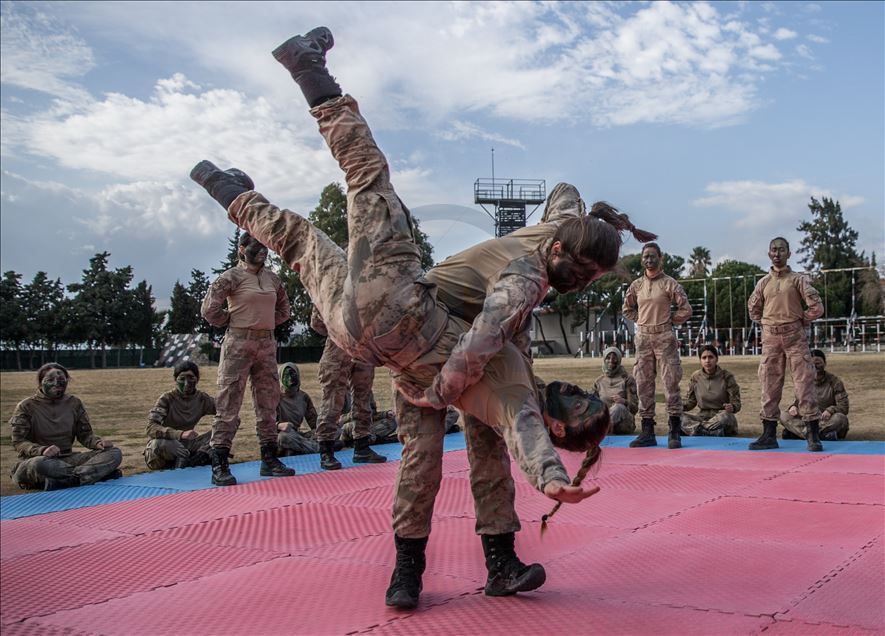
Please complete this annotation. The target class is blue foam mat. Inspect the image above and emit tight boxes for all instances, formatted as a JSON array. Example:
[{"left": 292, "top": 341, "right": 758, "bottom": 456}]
[{"left": 2, "top": 434, "right": 880, "bottom": 522}]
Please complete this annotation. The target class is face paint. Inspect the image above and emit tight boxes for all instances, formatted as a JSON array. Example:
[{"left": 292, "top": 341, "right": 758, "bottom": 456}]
[
  {"left": 281, "top": 367, "right": 299, "bottom": 391},
  {"left": 242, "top": 240, "right": 268, "bottom": 265},
  {"left": 768, "top": 239, "right": 790, "bottom": 270},
  {"left": 812, "top": 356, "right": 826, "bottom": 375},
  {"left": 641, "top": 248, "right": 661, "bottom": 273},
  {"left": 176, "top": 372, "right": 198, "bottom": 396},
  {"left": 41, "top": 369, "right": 68, "bottom": 399},
  {"left": 544, "top": 381, "right": 605, "bottom": 429}
]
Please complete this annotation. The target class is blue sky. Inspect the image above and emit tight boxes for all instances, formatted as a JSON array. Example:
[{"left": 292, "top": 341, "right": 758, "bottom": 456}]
[{"left": 2, "top": 1, "right": 882, "bottom": 309}]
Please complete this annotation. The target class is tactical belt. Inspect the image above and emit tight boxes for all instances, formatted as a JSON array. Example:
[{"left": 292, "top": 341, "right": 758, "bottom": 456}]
[
  {"left": 763, "top": 321, "right": 803, "bottom": 334},
  {"left": 637, "top": 323, "right": 672, "bottom": 334},
  {"left": 227, "top": 327, "right": 273, "bottom": 339}
]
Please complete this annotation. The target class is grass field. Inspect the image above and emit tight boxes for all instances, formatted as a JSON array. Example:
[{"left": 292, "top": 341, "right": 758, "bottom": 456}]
[{"left": 2, "top": 353, "right": 883, "bottom": 497}]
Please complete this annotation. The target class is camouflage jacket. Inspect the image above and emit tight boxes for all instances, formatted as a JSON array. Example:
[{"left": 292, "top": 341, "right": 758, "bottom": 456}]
[
  {"left": 146, "top": 390, "right": 216, "bottom": 440},
  {"left": 748, "top": 267, "right": 823, "bottom": 326},
  {"left": 11, "top": 393, "right": 102, "bottom": 457}
]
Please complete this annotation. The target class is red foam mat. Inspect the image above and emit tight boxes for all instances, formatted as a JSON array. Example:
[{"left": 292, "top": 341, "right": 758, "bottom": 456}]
[
  {"left": 1, "top": 447, "right": 882, "bottom": 635},
  {"left": 645, "top": 496, "right": 885, "bottom": 550},
  {"left": 0, "top": 517, "right": 125, "bottom": 561},
  {"left": 0, "top": 535, "right": 281, "bottom": 624}
]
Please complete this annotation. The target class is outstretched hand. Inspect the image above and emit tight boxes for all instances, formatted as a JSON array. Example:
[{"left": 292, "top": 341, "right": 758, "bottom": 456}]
[{"left": 543, "top": 480, "right": 600, "bottom": 504}]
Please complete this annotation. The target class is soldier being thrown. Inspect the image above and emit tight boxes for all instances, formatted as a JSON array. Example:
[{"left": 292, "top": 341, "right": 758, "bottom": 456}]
[
  {"left": 201, "top": 232, "right": 296, "bottom": 485},
  {"left": 10, "top": 363, "right": 122, "bottom": 491},
  {"left": 191, "top": 26, "right": 654, "bottom": 610},
  {"left": 622, "top": 243, "right": 692, "bottom": 449},
  {"left": 591, "top": 346, "right": 638, "bottom": 434},
  {"left": 276, "top": 362, "right": 321, "bottom": 455},
  {"left": 311, "top": 306, "right": 386, "bottom": 470},
  {"left": 143, "top": 361, "right": 215, "bottom": 470},
  {"left": 747, "top": 237, "right": 824, "bottom": 452},
  {"left": 681, "top": 345, "right": 741, "bottom": 437},
  {"left": 780, "top": 349, "right": 849, "bottom": 442}
]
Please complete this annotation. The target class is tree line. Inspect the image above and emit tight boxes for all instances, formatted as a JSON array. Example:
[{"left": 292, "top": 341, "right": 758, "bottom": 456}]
[{"left": 1, "top": 183, "right": 434, "bottom": 369}]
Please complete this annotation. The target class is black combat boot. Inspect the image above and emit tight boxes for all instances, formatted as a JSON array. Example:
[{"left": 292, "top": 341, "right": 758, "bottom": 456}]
[
  {"left": 209, "top": 446, "right": 237, "bottom": 487},
  {"left": 667, "top": 415, "right": 683, "bottom": 449},
  {"left": 352, "top": 436, "right": 387, "bottom": 464},
  {"left": 748, "top": 420, "right": 779, "bottom": 450},
  {"left": 174, "top": 456, "right": 189, "bottom": 469},
  {"left": 98, "top": 469, "right": 123, "bottom": 482},
  {"left": 272, "top": 27, "right": 342, "bottom": 107},
  {"left": 385, "top": 535, "right": 428, "bottom": 610},
  {"left": 44, "top": 475, "right": 80, "bottom": 491},
  {"left": 782, "top": 428, "right": 802, "bottom": 440},
  {"left": 481, "top": 532, "right": 547, "bottom": 597},
  {"left": 805, "top": 420, "right": 823, "bottom": 452},
  {"left": 629, "top": 418, "right": 658, "bottom": 448},
  {"left": 319, "top": 440, "right": 342, "bottom": 471},
  {"left": 259, "top": 442, "right": 296, "bottom": 477},
  {"left": 189, "top": 450, "right": 211, "bottom": 467},
  {"left": 189, "top": 161, "right": 255, "bottom": 210}
]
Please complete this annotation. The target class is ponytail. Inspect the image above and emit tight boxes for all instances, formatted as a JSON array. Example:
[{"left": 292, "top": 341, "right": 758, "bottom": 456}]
[{"left": 589, "top": 202, "right": 657, "bottom": 244}]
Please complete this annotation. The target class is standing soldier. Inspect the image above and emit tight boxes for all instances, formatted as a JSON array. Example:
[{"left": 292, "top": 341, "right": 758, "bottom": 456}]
[
  {"left": 747, "top": 237, "right": 824, "bottom": 451},
  {"left": 623, "top": 243, "right": 692, "bottom": 449},
  {"left": 201, "top": 232, "right": 296, "bottom": 485},
  {"left": 780, "top": 349, "right": 848, "bottom": 442},
  {"left": 143, "top": 361, "right": 215, "bottom": 470},
  {"left": 591, "top": 346, "right": 638, "bottom": 434},
  {"left": 311, "top": 306, "right": 386, "bottom": 470}
]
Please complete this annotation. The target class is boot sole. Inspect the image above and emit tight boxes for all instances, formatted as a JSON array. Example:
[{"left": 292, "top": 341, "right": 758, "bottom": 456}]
[
  {"left": 321, "top": 464, "right": 342, "bottom": 471},
  {"left": 260, "top": 468, "right": 296, "bottom": 477},
  {"left": 212, "top": 478, "right": 237, "bottom": 486},
  {"left": 748, "top": 443, "right": 779, "bottom": 450},
  {"left": 485, "top": 564, "right": 547, "bottom": 596},
  {"left": 385, "top": 594, "right": 418, "bottom": 610},
  {"left": 272, "top": 28, "right": 334, "bottom": 64},
  {"left": 629, "top": 441, "right": 658, "bottom": 448},
  {"left": 353, "top": 456, "right": 387, "bottom": 463}
]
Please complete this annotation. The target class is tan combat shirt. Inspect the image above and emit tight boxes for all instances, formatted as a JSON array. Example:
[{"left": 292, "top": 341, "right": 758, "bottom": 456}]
[
  {"left": 683, "top": 367, "right": 742, "bottom": 418},
  {"left": 201, "top": 261, "right": 290, "bottom": 331},
  {"left": 10, "top": 393, "right": 102, "bottom": 457},
  {"left": 622, "top": 272, "right": 692, "bottom": 327},
  {"left": 146, "top": 390, "right": 216, "bottom": 440},
  {"left": 747, "top": 267, "right": 823, "bottom": 326},
  {"left": 791, "top": 371, "right": 848, "bottom": 416},
  {"left": 592, "top": 367, "right": 639, "bottom": 414}
]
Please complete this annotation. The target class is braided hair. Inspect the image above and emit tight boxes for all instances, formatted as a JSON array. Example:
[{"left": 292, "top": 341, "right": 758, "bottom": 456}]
[{"left": 541, "top": 444, "right": 603, "bottom": 536}]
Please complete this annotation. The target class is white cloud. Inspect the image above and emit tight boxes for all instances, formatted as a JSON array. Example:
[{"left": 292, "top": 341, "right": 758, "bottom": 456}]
[
  {"left": 807, "top": 34, "right": 829, "bottom": 44},
  {"left": 795, "top": 44, "right": 815, "bottom": 60},
  {"left": 436, "top": 121, "right": 525, "bottom": 149},
  {"left": 773, "top": 28, "right": 798, "bottom": 40}
]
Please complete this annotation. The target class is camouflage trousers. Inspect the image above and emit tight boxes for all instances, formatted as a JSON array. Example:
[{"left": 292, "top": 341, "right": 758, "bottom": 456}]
[
  {"left": 12, "top": 448, "right": 122, "bottom": 489},
  {"left": 143, "top": 431, "right": 211, "bottom": 470},
  {"left": 277, "top": 430, "right": 320, "bottom": 455},
  {"left": 634, "top": 329, "right": 683, "bottom": 419},
  {"left": 211, "top": 333, "right": 280, "bottom": 448},
  {"left": 608, "top": 403, "right": 636, "bottom": 435},
  {"left": 392, "top": 393, "right": 520, "bottom": 539},
  {"left": 681, "top": 411, "right": 739, "bottom": 437},
  {"left": 316, "top": 336, "right": 375, "bottom": 442},
  {"left": 781, "top": 414, "right": 849, "bottom": 441},
  {"left": 341, "top": 413, "right": 398, "bottom": 445},
  {"left": 758, "top": 323, "right": 820, "bottom": 422}
]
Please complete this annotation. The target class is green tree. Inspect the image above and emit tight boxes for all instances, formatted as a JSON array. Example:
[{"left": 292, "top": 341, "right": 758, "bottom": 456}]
[
  {"left": 130, "top": 280, "right": 164, "bottom": 350},
  {"left": 0, "top": 271, "right": 27, "bottom": 369},
  {"left": 166, "top": 281, "right": 198, "bottom": 333},
  {"left": 709, "top": 260, "right": 766, "bottom": 330},
  {"left": 859, "top": 253, "right": 883, "bottom": 316},
  {"left": 687, "top": 246, "right": 712, "bottom": 279},
  {"left": 310, "top": 183, "right": 349, "bottom": 245},
  {"left": 213, "top": 227, "right": 241, "bottom": 275},
  {"left": 187, "top": 269, "right": 214, "bottom": 337},
  {"left": 22, "top": 271, "right": 67, "bottom": 367}
]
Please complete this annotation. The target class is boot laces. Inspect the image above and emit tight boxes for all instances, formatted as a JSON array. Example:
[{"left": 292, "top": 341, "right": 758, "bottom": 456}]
[{"left": 391, "top": 553, "right": 422, "bottom": 593}]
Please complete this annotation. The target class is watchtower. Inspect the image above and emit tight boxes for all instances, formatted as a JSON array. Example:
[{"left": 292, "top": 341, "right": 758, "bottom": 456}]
[{"left": 474, "top": 178, "right": 546, "bottom": 237}]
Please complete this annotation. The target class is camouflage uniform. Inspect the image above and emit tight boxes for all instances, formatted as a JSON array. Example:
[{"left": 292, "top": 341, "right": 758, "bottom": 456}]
[
  {"left": 312, "top": 307, "right": 376, "bottom": 443},
  {"left": 681, "top": 366, "right": 741, "bottom": 436},
  {"left": 623, "top": 273, "right": 692, "bottom": 418},
  {"left": 276, "top": 362, "right": 320, "bottom": 454},
  {"left": 340, "top": 392, "right": 400, "bottom": 445},
  {"left": 226, "top": 96, "right": 586, "bottom": 538},
  {"left": 201, "top": 261, "right": 291, "bottom": 449},
  {"left": 748, "top": 267, "right": 824, "bottom": 423},
  {"left": 781, "top": 371, "right": 849, "bottom": 440},
  {"left": 143, "top": 389, "right": 215, "bottom": 470},
  {"left": 10, "top": 393, "right": 122, "bottom": 489},
  {"left": 591, "top": 346, "right": 638, "bottom": 434}
]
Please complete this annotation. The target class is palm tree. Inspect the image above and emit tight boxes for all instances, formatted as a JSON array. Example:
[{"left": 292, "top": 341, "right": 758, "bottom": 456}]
[{"left": 688, "top": 246, "right": 712, "bottom": 278}]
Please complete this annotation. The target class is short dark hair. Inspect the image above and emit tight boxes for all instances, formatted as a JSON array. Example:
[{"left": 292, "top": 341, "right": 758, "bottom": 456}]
[
  {"left": 770, "top": 236, "right": 790, "bottom": 250},
  {"left": 699, "top": 344, "right": 720, "bottom": 359},
  {"left": 173, "top": 360, "right": 200, "bottom": 379},
  {"left": 810, "top": 348, "right": 826, "bottom": 361},
  {"left": 642, "top": 242, "right": 662, "bottom": 257},
  {"left": 37, "top": 362, "right": 69, "bottom": 384}
]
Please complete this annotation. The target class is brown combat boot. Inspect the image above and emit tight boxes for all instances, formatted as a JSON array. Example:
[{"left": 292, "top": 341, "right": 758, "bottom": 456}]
[
  {"left": 667, "top": 415, "right": 683, "bottom": 449},
  {"left": 260, "top": 442, "right": 296, "bottom": 477},
  {"left": 748, "top": 420, "right": 779, "bottom": 450},
  {"left": 319, "top": 440, "right": 342, "bottom": 471},
  {"left": 805, "top": 420, "right": 823, "bottom": 452},
  {"left": 209, "top": 446, "right": 237, "bottom": 487},
  {"left": 481, "top": 532, "right": 546, "bottom": 596},
  {"left": 352, "top": 436, "right": 387, "bottom": 464},
  {"left": 385, "top": 535, "right": 427, "bottom": 610},
  {"left": 630, "top": 418, "right": 657, "bottom": 447},
  {"left": 272, "top": 27, "right": 342, "bottom": 107}
]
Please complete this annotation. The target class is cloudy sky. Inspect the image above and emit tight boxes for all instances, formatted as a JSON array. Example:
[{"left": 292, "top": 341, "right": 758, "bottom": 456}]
[{"left": 2, "top": 1, "right": 882, "bottom": 308}]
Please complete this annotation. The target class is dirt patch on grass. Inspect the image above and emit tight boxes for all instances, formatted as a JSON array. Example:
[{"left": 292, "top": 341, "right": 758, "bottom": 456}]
[{"left": 2, "top": 353, "right": 882, "bottom": 497}]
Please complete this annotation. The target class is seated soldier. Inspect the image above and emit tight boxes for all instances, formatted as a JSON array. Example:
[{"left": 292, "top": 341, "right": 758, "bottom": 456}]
[
  {"left": 592, "top": 346, "right": 638, "bottom": 434},
  {"left": 144, "top": 361, "right": 215, "bottom": 470},
  {"left": 681, "top": 345, "right": 741, "bottom": 437},
  {"left": 277, "top": 362, "right": 321, "bottom": 455},
  {"left": 10, "top": 363, "right": 122, "bottom": 491},
  {"left": 781, "top": 349, "right": 849, "bottom": 441}
]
